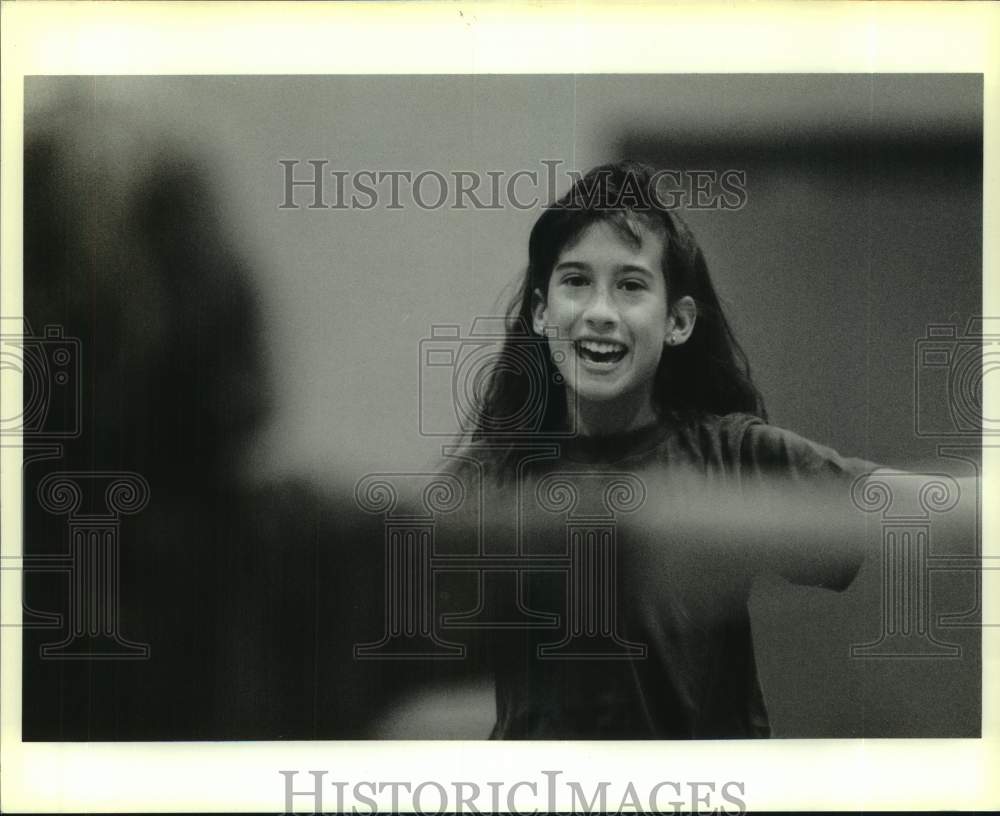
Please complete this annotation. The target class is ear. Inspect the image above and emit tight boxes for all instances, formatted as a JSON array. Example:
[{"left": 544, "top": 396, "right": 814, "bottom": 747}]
[
  {"left": 531, "top": 288, "right": 547, "bottom": 335},
  {"left": 665, "top": 296, "right": 697, "bottom": 346}
]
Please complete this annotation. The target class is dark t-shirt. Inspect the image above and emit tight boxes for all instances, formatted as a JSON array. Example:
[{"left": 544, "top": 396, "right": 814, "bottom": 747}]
[{"left": 456, "top": 412, "right": 877, "bottom": 740}]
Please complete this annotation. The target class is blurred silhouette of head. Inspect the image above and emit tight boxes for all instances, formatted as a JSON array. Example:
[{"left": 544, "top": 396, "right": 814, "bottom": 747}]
[{"left": 24, "top": 85, "right": 271, "bottom": 488}]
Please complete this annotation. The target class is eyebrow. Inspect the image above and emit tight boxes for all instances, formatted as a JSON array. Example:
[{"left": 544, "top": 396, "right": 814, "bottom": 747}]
[{"left": 553, "top": 261, "right": 656, "bottom": 277}]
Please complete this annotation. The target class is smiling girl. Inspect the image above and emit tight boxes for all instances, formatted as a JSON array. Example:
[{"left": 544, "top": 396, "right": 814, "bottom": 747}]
[
  {"left": 469, "top": 161, "right": 772, "bottom": 465},
  {"left": 447, "top": 161, "right": 880, "bottom": 739}
]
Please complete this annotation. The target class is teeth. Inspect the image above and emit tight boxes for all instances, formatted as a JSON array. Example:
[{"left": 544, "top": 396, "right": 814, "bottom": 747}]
[{"left": 578, "top": 340, "right": 626, "bottom": 353}]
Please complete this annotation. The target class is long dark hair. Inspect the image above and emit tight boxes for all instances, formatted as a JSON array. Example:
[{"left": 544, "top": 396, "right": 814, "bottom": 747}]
[{"left": 461, "top": 160, "right": 765, "bottom": 474}]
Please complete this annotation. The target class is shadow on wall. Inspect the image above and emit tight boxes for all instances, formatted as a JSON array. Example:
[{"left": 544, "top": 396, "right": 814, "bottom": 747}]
[{"left": 21, "top": 92, "right": 481, "bottom": 740}]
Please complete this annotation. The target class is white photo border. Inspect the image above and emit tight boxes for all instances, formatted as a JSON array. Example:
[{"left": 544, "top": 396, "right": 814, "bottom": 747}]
[{"left": 2, "top": 1, "right": 998, "bottom": 812}]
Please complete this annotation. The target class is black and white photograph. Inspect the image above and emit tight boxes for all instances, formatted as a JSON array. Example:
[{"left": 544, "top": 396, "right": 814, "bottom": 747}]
[{"left": 2, "top": 3, "right": 998, "bottom": 813}]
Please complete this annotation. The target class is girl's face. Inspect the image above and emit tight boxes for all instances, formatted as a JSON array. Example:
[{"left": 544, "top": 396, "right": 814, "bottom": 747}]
[{"left": 532, "top": 219, "right": 686, "bottom": 422}]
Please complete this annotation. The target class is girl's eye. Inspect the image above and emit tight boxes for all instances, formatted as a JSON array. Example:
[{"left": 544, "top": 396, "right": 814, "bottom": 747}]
[
  {"left": 563, "top": 274, "right": 588, "bottom": 287},
  {"left": 620, "top": 279, "right": 647, "bottom": 292}
]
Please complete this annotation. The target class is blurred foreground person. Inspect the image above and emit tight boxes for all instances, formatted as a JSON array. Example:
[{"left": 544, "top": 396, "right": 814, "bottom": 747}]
[{"left": 21, "top": 87, "right": 443, "bottom": 739}]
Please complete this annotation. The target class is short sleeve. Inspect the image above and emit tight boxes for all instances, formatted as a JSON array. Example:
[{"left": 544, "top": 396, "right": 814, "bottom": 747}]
[
  {"left": 740, "top": 423, "right": 878, "bottom": 486},
  {"left": 739, "top": 423, "right": 880, "bottom": 591}
]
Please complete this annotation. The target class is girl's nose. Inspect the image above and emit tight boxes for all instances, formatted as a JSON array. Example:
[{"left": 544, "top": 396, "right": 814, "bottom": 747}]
[{"left": 582, "top": 286, "right": 619, "bottom": 328}]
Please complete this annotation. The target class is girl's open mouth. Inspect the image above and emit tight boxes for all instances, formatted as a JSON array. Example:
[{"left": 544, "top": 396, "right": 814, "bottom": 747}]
[{"left": 576, "top": 339, "right": 628, "bottom": 365}]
